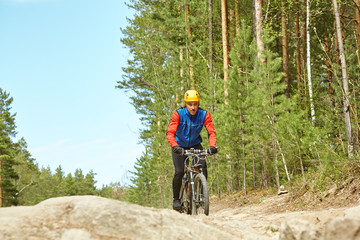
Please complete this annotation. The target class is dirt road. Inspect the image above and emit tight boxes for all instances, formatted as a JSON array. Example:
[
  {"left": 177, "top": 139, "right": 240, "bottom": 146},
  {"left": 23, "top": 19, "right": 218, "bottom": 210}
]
[{"left": 194, "top": 193, "right": 349, "bottom": 239}]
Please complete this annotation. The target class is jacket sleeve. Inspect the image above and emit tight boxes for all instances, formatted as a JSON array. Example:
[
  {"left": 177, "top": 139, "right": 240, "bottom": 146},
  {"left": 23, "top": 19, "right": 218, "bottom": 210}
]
[
  {"left": 204, "top": 112, "right": 216, "bottom": 147},
  {"left": 166, "top": 111, "right": 180, "bottom": 147}
]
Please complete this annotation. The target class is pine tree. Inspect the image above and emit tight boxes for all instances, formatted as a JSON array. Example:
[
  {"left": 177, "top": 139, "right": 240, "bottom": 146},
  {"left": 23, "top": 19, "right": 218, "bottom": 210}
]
[
  {"left": 13, "top": 138, "right": 39, "bottom": 205},
  {"left": 0, "top": 89, "right": 19, "bottom": 206}
]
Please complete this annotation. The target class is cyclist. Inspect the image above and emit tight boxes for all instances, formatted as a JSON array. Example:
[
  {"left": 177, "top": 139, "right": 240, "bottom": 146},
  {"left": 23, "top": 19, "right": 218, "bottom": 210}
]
[{"left": 166, "top": 89, "right": 217, "bottom": 210}]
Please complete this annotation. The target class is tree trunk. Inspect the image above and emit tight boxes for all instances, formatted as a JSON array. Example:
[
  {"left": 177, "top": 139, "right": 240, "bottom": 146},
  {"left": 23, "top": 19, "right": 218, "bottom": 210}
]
[
  {"left": 314, "top": 141, "right": 323, "bottom": 172},
  {"left": 208, "top": 0, "right": 213, "bottom": 75},
  {"left": 355, "top": 0, "right": 360, "bottom": 71},
  {"left": 324, "top": 34, "right": 334, "bottom": 106},
  {"left": 243, "top": 155, "right": 247, "bottom": 195},
  {"left": 277, "top": 140, "right": 290, "bottom": 181},
  {"left": 185, "top": 2, "right": 194, "bottom": 89},
  {"left": 301, "top": 0, "right": 307, "bottom": 98},
  {"left": 356, "top": 0, "right": 360, "bottom": 50},
  {"left": 235, "top": 0, "right": 241, "bottom": 33},
  {"left": 267, "top": 115, "right": 281, "bottom": 190},
  {"left": 273, "top": 135, "right": 280, "bottom": 190},
  {"left": 179, "top": 47, "right": 185, "bottom": 100},
  {"left": 221, "top": 0, "right": 230, "bottom": 104},
  {"left": 306, "top": 0, "right": 315, "bottom": 123},
  {"left": 352, "top": 90, "right": 359, "bottom": 151},
  {"left": 296, "top": 140, "right": 306, "bottom": 183},
  {"left": 156, "top": 120, "right": 164, "bottom": 208},
  {"left": 229, "top": 9, "right": 235, "bottom": 49},
  {"left": 254, "top": 0, "right": 265, "bottom": 63},
  {"left": 252, "top": 146, "right": 256, "bottom": 188},
  {"left": 333, "top": 0, "right": 354, "bottom": 157},
  {"left": 241, "top": 113, "right": 247, "bottom": 196},
  {"left": 261, "top": 154, "right": 266, "bottom": 188},
  {"left": 221, "top": 0, "right": 233, "bottom": 191},
  {"left": 295, "top": 0, "right": 302, "bottom": 98},
  {"left": 215, "top": 155, "right": 221, "bottom": 200},
  {"left": 333, "top": 7, "right": 345, "bottom": 69},
  {"left": 281, "top": 0, "right": 290, "bottom": 98}
]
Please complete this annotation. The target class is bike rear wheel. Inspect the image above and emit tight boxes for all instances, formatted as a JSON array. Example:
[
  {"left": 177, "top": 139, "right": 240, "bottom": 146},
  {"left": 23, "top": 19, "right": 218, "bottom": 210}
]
[{"left": 192, "top": 173, "right": 209, "bottom": 216}]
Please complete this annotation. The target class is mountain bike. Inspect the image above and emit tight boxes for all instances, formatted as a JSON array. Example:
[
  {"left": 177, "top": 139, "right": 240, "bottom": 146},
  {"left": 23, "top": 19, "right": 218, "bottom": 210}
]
[{"left": 178, "top": 148, "right": 212, "bottom": 216}]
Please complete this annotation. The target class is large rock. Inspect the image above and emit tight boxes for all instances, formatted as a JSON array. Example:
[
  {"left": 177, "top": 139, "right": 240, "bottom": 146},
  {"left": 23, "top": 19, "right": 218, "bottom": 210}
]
[
  {"left": 323, "top": 206, "right": 360, "bottom": 240},
  {"left": 279, "top": 219, "right": 321, "bottom": 240},
  {"left": 0, "top": 196, "right": 237, "bottom": 240},
  {"left": 280, "top": 205, "right": 360, "bottom": 240}
]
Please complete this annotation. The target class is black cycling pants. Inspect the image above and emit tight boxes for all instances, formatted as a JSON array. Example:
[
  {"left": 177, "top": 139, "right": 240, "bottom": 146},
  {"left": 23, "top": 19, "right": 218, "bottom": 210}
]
[{"left": 172, "top": 143, "right": 208, "bottom": 200}]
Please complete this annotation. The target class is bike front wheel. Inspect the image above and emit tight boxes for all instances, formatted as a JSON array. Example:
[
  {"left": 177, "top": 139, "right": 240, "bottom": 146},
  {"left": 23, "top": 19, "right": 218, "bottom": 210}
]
[{"left": 192, "top": 173, "right": 209, "bottom": 216}]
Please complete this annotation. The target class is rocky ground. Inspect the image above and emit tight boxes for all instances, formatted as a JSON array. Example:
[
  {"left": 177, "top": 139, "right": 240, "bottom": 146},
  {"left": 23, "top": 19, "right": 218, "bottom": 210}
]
[
  {"left": 199, "top": 193, "right": 352, "bottom": 239},
  {"left": 1, "top": 179, "right": 360, "bottom": 240}
]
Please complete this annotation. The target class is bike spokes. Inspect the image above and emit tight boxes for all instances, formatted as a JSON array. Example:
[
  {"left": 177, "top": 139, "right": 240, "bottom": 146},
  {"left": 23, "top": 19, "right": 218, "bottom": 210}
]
[{"left": 193, "top": 174, "right": 209, "bottom": 216}]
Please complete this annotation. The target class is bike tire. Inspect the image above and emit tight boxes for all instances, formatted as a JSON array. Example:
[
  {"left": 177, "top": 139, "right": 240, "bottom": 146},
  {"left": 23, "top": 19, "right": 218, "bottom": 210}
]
[
  {"left": 192, "top": 173, "right": 209, "bottom": 216},
  {"left": 180, "top": 181, "right": 191, "bottom": 214}
]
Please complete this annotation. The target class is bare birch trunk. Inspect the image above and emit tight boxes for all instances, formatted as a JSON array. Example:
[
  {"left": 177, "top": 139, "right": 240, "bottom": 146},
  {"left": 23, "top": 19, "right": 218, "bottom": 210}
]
[
  {"left": 333, "top": 7, "right": 345, "bottom": 68},
  {"left": 333, "top": 0, "right": 354, "bottom": 157},
  {"left": 306, "top": 0, "right": 315, "bottom": 123},
  {"left": 254, "top": 0, "right": 265, "bottom": 63},
  {"left": 277, "top": 140, "right": 290, "bottom": 181}
]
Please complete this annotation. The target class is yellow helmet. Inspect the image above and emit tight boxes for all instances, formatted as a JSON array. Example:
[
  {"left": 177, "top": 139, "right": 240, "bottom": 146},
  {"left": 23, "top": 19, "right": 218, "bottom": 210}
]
[{"left": 184, "top": 90, "right": 200, "bottom": 102}]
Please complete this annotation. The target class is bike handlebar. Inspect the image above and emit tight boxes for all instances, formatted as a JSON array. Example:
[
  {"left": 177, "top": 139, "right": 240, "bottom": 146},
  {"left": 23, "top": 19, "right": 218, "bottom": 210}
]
[{"left": 183, "top": 148, "right": 211, "bottom": 156}]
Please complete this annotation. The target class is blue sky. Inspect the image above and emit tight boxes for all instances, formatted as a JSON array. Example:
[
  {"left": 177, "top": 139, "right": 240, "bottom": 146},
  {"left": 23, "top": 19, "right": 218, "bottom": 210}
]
[{"left": 0, "top": 0, "right": 144, "bottom": 187}]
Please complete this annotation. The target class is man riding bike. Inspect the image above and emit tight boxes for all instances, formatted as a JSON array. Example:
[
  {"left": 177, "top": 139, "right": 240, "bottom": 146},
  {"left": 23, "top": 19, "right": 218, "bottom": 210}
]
[{"left": 166, "top": 90, "right": 217, "bottom": 210}]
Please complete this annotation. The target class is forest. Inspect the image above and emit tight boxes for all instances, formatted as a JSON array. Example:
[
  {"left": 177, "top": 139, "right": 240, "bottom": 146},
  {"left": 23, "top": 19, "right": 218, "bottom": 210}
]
[
  {"left": 1, "top": 0, "right": 360, "bottom": 208},
  {"left": 117, "top": 0, "right": 360, "bottom": 208}
]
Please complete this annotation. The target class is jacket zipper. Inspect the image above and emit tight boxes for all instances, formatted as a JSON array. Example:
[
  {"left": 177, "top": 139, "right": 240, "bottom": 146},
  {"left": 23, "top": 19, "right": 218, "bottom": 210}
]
[{"left": 188, "top": 115, "right": 192, "bottom": 147}]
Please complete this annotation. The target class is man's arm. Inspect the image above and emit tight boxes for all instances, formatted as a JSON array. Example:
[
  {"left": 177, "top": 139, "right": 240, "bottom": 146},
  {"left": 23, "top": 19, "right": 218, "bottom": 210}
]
[
  {"left": 166, "top": 111, "right": 180, "bottom": 147},
  {"left": 204, "top": 112, "right": 216, "bottom": 147}
]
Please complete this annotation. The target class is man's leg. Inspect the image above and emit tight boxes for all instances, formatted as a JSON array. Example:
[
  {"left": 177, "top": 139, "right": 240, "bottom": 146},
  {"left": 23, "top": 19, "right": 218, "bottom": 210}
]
[{"left": 172, "top": 150, "right": 185, "bottom": 209}]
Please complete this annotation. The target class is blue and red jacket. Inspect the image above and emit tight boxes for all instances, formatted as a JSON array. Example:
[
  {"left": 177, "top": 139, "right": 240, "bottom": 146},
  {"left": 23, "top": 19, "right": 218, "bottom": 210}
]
[{"left": 166, "top": 107, "right": 216, "bottom": 148}]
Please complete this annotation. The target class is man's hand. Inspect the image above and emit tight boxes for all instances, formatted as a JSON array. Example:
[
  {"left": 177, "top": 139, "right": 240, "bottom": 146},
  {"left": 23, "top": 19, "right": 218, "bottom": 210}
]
[
  {"left": 208, "top": 146, "right": 218, "bottom": 155},
  {"left": 172, "top": 146, "right": 184, "bottom": 155}
]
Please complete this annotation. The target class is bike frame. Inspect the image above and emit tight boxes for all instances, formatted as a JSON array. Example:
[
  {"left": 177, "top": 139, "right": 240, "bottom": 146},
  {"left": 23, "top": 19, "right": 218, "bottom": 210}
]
[{"left": 181, "top": 148, "right": 208, "bottom": 214}]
